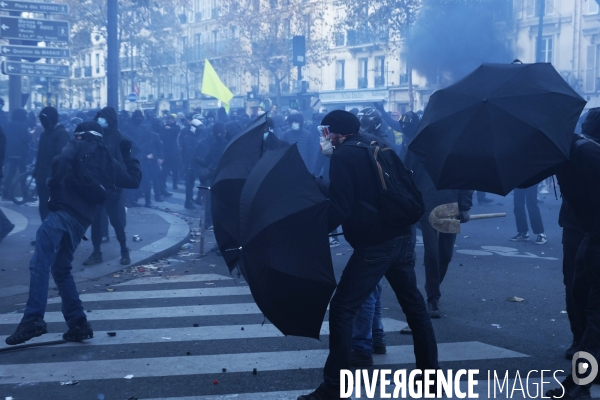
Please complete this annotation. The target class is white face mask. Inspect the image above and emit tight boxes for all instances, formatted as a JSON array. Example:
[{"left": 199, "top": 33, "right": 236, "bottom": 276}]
[
  {"left": 263, "top": 132, "right": 270, "bottom": 140},
  {"left": 190, "top": 126, "right": 196, "bottom": 133},
  {"left": 97, "top": 117, "right": 108, "bottom": 128},
  {"left": 320, "top": 136, "right": 333, "bottom": 157},
  {"left": 291, "top": 122, "right": 300, "bottom": 131}
]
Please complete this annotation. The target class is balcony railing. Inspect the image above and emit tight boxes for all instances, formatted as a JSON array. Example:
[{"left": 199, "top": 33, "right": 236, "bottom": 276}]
[
  {"left": 358, "top": 77, "right": 368, "bottom": 89},
  {"left": 347, "top": 26, "right": 388, "bottom": 47},
  {"left": 399, "top": 73, "right": 409, "bottom": 86},
  {"left": 335, "top": 79, "right": 345, "bottom": 90},
  {"left": 183, "top": 41, "right": 233, "bottom": 62},
  {"left": 374, "top": 76, "right": 385, "bottom": 87}
]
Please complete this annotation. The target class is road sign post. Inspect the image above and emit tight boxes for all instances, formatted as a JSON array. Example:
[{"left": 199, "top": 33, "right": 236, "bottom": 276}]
[
  {"left": 1, "top": 45, "right": 69, "bottom": 58},
  {"left": 0, "top": 16, "right": 69, "bottom": 42},
  {"left": 2, "top": 61, "right": 70, "bottom": 78}
]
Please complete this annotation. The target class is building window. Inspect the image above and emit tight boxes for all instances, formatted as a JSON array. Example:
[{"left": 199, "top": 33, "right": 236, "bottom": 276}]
[
  {"left": 358, "top": 58, "right": 368, "bottom": 88},
  {"left": 95, "top": 53, "right": 100, "bottom": 74},
  {"left": 335, "top": 60, "right": 345, "bottom": 89},
  {"left": 194, "top": 33, "right": 201, "bottom": 46},
  {"left": 537, "top": 36, "right": 553, "bottom": 63},
  {"left": 587, "top": 0, "right": 599, "bottom": 14},
  {"left": 375, "top": 56, "right": 385, "bottom": 87},
  {"left": 86, "top": 54, "right": 91, "bottom": 67},
  {"left": 334, "top": 31, "right": 345, "bottom": 47},
  {"left": 526, "top": 0, "right": 555, "bottom": 17}
]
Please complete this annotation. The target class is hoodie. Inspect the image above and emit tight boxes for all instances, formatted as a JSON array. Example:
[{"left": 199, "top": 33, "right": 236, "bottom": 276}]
[
  {"left": 34, "top": 107, "right": 70, "bottom": 183},
  {"left": 95, "top": 107, "right": 128, "bottom": 166},
  {"left": 5, "top": 108, "right": 30, "bottom": 159}
]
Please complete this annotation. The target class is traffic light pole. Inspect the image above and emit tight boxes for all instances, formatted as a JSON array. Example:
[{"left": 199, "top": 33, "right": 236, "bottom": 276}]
[{"left": 107, "top": 0, "right": 119, "bottom": 109}]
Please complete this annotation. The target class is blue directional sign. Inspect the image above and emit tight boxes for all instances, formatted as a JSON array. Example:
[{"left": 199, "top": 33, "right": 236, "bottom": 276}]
[
  {"left": 0, "top": 17, "right": 69, "bottom": 42},
  {"left": 1, "top": 45, "right": 69, "bottom": 58},
  {"left": 128, "top": 93, "right": 138, "bottom": 102},
  {"left": 0, "top": 1, "right": 69, "bottom": 14},
  {"left": 2, "top": 61, "right": 70, "bottom": 78}
]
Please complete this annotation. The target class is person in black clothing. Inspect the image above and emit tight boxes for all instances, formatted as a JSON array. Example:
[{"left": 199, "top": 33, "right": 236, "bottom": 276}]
[
  {"left": 33, "top": 107, "right": 70, "bottom": 222},
  {"left": 282, "top": 113, "right": 318, "bottom": 170},
  {"left": 83, "top": 107, "right": 133, "bottom": 266},
  {"left": 2, "top": 108, "right": 31, "bottom": 200},
  {"left": 5, "top": 121, "right": 141, "bottom": 346},
  {"left": 194, "top": 122, "right": 228, "bottom": 229},
  {"left": 299, "top": 110, "right": 438, "bottom": 400},
  {"left": 0, "top": 98, "right": 8, "bottom": 132},
  {"left": 160, "top": 114, "right": 181, "bottom": 194},
  {"left": 183, "top": 119, "right": 205, "bottom": 209},
  {"left": 0, "top": 124, "right": 15, "bottom": 241},
  {"left": 374, "top": 102, "right": 419, "bottom": 162}
]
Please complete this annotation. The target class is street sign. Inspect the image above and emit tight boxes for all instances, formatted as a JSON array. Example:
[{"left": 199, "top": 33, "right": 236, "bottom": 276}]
[
  {"left": 0, "top": 1, "right": 69, "bottom": 14},
  {"left": 2, "top": 61, "right": 70, "bottom": 78},
  {"left": 1, "top": 45, "right": 69, "bottom": 58},
  {"left": 0, "top": 16, "right": 69, "bottom": 42},
  {"left": 128, "top": 92, "right": 137, "bottom": 102}
]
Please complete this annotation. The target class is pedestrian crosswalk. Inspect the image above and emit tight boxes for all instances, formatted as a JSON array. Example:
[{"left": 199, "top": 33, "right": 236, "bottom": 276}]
[{"left": 0, "top": 273, "right": 533, "bottom": 399}]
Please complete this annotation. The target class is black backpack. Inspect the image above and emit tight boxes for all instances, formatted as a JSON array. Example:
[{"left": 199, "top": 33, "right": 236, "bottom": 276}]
[
  {"left": 353, "top": 140, "right": 424, "bottom": 227},
  {"left": 68, "top": 135, "right": 116, "bottom": 204}
]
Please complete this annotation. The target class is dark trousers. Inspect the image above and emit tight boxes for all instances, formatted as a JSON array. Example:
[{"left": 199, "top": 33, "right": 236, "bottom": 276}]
[
  {"left": 2, "top": 157, "right": 26, "bottom": 198},
  {"left": 573, "top": 234, "right": 600, "bottom": 389},
  {"left": 185, "top": 169, "right": 201, "bottom": 204},
  {"left": 563, "top": 228, "right": 586, "bottom": 342},
  {"left": 161, "top": 154, "right": 180, "bottom": 191},
  {"left": 141, "top": 162, "right": 161, "bottom": 202},
  {"left": 323, "top": 235, "right": 438, "bottom": 389},
  {"left": 36, "top": 179, "right": 49, "bottom": 222},
  {"left": 90, "top": 192, "right": 126, "bottom": 253},
  {"left": 514, "top": 185, "right": 544, "bottom": 234},
  {"left": 420, "top": 215, "right": 456, "bottom": 304}
]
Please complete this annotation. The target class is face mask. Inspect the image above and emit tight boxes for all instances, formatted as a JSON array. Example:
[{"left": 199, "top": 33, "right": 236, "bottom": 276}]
[
  {"left": 320, "top": 136, "right": 333, "bottom": 157},
  {"left": 263, "top": 132, "right": 269, "bottom": 140},
  {"left": 190, "top": 126, "right": 196, "bottom": 133},
  {"left": 291, "top": 123, "right": 300, "bottom": 131},
  {"left": 97, "top": 117, "right": 108, "bottom": 128}
]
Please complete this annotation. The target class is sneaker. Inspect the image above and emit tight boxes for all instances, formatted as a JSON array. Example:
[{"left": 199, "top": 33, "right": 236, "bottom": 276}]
[
  {"left": 565, "top": 339, "right": 579, "bottom": 360},
  {"left": 184, "top": 202, "right": 196, "bottom": 210},
  {"left": 329, "top": 237, "right": 340, "bottom": 248},
  {"left": 163, "top": 191, "right": 173, "bottom": 197},
  {"left": 120, "top": 248, "right": 131, "bottom": 265},
  {"left": 0, "top": 222, "right": 15, "bottom": 241},
  {"left": 101, "top": 236, "right": 110, "bottom": 243},
  {"left": 428, "top": 302, "right": 441, "bottom": 319},
  {"left": 350, "top": 350, "right": 373, "bottom": 367},
  {"left": 5, "top": 319, "right": 47, "bottom": 345},
  {"left": 298, "top": 383, "right": 343, "bottom": 400},
  {"left": 144, "top": 201, "right": 153, "bottom": 208},
  {"left": 478, "top": 198, "right": 494, "bottom": 205},
  {"left": 400, "top": 325, "right": 412, "bottom": 335},
  {"left": 83, "top": 252, "right": 103, "bottom": 266},
  {"left": 535, "top": 234, "right": 547, "bottom": 245},
  {"left": 63, "top": 318, "right": 93, "bottom": 342},
  {"left": 510, "top": 232, "right": 529, "bottom": 241},
  {"left": 373, "top": 341, "right": 387, "bottom": 354}
]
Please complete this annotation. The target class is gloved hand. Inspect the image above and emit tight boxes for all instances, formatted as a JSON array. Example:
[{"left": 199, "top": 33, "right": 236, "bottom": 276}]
[
  {"left": 373, "top": 102, "right": 385, "bottom": 112},
  {"left": 457, "top": 210, "right": 470, "bottom": 223},
  {"left": 120, "top": 139, "right": 132, "bottom": 159}
]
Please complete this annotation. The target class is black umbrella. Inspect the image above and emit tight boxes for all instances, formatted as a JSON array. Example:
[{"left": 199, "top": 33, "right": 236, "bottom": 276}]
[
  {"left": 408, "top": 62, "right": 586, "bottom": 196},
  {"left": 211, "top": 113, "right": 268, "bottom": 271},
  {"left": 238, "top": 144, "right": 336, "bottom": 339}
]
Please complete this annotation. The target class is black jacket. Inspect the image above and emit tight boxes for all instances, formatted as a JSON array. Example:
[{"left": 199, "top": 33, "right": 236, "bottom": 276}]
[
  {"left": 47, "top": 139, "right": 142, "bottom": 229},
  {"left": 282, "top": 128, "right": 317, "bottom": 170},
  {"left": 34, "top": 124, "right": 70, "bottom": 183},
  {"left": 195, "top": 136, "right": 228, "bottom": 182},
  {"left": 5, "top": 108, "right": 30, "bottom": 159},
  {"left": 160, "top": 122, "right": 181, "bottom": 157},
  {"left": 96, "top": 107, "right": 129, "bottom": 166},
  {"left": 327, "top": 134, "right": 412, "bottom": 249}
]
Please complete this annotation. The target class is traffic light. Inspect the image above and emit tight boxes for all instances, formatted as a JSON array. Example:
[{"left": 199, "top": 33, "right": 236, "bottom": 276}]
[{"left": 292, "top": 36, "right": 305, "bottom": 67}]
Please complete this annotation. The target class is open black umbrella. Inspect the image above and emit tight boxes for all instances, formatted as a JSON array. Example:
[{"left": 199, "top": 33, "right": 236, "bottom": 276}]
[
  {"left": 211, "top": 114, "right": 268, "bottom": 271},
  {"left": 408, "top": 62, "right": 586, "bottom": 196},
  {"left": 238, "top": 144, "right": 336, "bottom": 339}
]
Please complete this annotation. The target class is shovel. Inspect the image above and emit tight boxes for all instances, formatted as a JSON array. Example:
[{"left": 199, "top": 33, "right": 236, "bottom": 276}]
[{"left": 429, "top": 202, "right": 506, "bottom": 234}]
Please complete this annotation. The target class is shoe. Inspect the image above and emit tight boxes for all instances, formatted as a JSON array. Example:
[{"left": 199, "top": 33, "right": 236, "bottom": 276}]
[
  {"left": 535, "top": 234, "right": 547, "bottom": 245},
  {"left": 428, "top": 302, "right": 441, "bottom": 319},
  {"left": 184, "top": 202, "right": 196, "bottom": 210},
  {"left": 155, "top": 196, "right": 164, "bottom": 202},
  {"left": 194, "top": 197, "right": 202, "bottom": 205},
  {"left": 478, "top": 198, "right": 494, "bottom": 205},
  {"left": 298, "top": 383, "right": 343, "bottom": 400},
  {"left": 120, "top": 249, "right": 131, "bottom": 265},
  {"left": 163, "top": 191, "right": 173, "bottom": 197},
  {"left": 5, "top": 319, "right": 47, "bottom": 345},
  {"left": 400, "top": 325, "right": 412, "bottom": 335},
  {"left": 565, "top": 339, "right": 579, "bottom": 360},
  {"left": 373, "top": 342, "right": 387, "bottom": 354},
  {"left": 329, "top": 237, "right": 340, "bottom": 248},
  {"left": 83, "top": 252, "right": 103, "bottom": 266},
  {"left": 144, "top": 201, "right": 153, "bottom": 208},
  {"left": 0, "top": 222, "right": 15, "bottom": 241},
  {"left": 350, "top": 350, "right": 373, "bottom": 367},
  {"left": 63, "top": 318, "right": 93, "bottom": 342},
  {"left": 510, "top": 232, "right": 529, "bottom": 241},
  {"left": 101, "top": 236, "right": 110, "bottom": 243}
]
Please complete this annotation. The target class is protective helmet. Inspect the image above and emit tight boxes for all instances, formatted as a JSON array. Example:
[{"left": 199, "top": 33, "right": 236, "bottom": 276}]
[
  {"left": 399, "top": 111, "right": 421, "bottom": 139},
  {"left": 357, "top": 107, "right": 382, "bottom": 135}
]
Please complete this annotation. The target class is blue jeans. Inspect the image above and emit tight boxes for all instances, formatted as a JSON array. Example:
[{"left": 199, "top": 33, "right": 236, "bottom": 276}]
[
  {"left": 352, "top": 280, "right": 385, "bottom": 354},
  {"left": 324, "top": 235, "right": 439, "bottom": 388},
  {"left": 22, "top": 211, "right": 87, "bottom": 328}
]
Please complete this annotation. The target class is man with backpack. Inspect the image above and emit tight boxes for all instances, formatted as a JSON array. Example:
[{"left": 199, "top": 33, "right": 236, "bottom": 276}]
[
  {"left": 5, "top": 121, "right": 141, "bottom": 346},
  {"left": 299, "top": 110, "right": 438, "bottom": 400}
]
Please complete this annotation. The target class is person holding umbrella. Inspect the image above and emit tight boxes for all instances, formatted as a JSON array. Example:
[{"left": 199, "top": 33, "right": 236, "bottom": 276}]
[{"left": 298, "top": 110, "right": 438, "bottom": 400}]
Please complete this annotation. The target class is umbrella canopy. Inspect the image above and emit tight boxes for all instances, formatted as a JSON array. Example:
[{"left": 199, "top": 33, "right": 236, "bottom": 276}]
[
  {"left": 239, "top": 145, "right": 336, "bottom": 339},
  {"left": 408, "top": 62, "right": 586, "bottom": 196},
  {"left": 211, "top": 113, "right": 268, "bottom": 271}
]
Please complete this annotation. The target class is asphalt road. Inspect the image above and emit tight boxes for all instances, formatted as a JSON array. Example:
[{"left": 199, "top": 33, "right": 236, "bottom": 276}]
[{"left": 0, "top": 188, "right": 598, "bottom": 399}]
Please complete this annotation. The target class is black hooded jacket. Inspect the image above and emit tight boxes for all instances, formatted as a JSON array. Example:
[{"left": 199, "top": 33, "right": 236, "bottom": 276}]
[
  {"left": 5, "top": 108, "right": 30, "bottom": 159},
  {"left": 96, "top": 107, "right": 128, "bottom": 166},
  {"left": 34, "top": 107, "right": 70, "bottom": 184}
]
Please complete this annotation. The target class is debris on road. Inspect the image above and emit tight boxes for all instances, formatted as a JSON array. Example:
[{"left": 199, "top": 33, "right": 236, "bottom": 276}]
[
  {"left": 107, "top": 332, "right": 117, "bottom": 337},
  {"left": 124, "top": 374, "right": 134, "bottom": 379},
  {"left": 106, "top": 288, "right": 114, "bottom": 292},
  {"left": 507, "top": 296, "right": 524, "bottom": 302},
  {"left": 133, "top": 235, "right": 142, "bottom": 242},
  {"left": 60, "top": 380, "right": 78, "bottom": 386},
  {"left": 252, "top": 368, "right": 257, "bottom": 375},
  {"left": 491, "top": 324, "right": 501, "bottom": 329},
  {"left": 213, "top": 379, "right": 219, "bottom": 384}
]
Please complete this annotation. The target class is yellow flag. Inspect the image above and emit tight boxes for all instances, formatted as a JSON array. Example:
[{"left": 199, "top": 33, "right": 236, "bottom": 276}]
[{"left": 201, "top": 59, "right": 234, "bottom": 112}]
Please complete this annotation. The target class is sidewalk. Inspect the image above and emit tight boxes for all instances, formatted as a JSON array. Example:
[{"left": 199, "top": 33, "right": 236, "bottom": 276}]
[{"left": 0, "top": 199, "right": 191, "bottom": 298}]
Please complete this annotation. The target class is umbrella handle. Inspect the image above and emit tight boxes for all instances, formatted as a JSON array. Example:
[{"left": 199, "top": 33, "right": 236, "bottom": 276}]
[{"left": 224, "top": 247, "right": 242, "bottom": 252}]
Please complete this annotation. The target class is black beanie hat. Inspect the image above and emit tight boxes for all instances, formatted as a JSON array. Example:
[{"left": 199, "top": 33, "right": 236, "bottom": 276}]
[
  {"left": 582, "top": 107, "right": 600, "bottom": 141},
  {"left": 321, "top": 110, "right": 360, "bottom": 135}
]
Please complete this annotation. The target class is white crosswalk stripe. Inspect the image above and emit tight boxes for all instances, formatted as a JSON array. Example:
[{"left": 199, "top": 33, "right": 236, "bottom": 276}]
[{"left": 0, "top": 272, "right": 535, "bottom": 398}]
